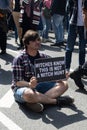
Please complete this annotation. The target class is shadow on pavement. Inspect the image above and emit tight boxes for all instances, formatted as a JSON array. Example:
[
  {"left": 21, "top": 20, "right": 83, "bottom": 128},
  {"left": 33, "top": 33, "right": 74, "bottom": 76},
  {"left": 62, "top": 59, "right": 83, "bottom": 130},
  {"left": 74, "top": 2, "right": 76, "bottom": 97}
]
[
  {"left": 0, "top": 68, "right": 12, "bottom": 85},
  {"left": 0, "top": 53, "right": 14, "bottom": 85},
  {"left": 0, "top": 52, "right": 14, "bottom": 65},
  {"left": 42, "top": 105, "right": 87, "bottom": 129},
  {"left": 7, "top": 42, "right": 19, "bottom": 51},
  {"left": 75, "top": 88, "right": 87, "bottom": 94},
  {"left": 18, "top": 103, "right": 87, "bottom": 129},
  {"left": 18, "top": 103, "right": 42, "bottom": 119}
]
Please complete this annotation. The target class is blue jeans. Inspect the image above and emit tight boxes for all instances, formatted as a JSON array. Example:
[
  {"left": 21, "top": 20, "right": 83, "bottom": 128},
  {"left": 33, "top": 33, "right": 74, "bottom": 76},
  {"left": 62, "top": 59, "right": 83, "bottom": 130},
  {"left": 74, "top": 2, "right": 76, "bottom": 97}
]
[
  {"left": 65, "top": 24, "right": 86, "bottom": 70},
  {"left": 41, "top": 14, "right": 51, "bottom": 39},
  {"left": 52, "top": 14, "right": 64, "bottom": 43},
  {"left": 13, "top": 82, "right": 57, "bottom": 103}
]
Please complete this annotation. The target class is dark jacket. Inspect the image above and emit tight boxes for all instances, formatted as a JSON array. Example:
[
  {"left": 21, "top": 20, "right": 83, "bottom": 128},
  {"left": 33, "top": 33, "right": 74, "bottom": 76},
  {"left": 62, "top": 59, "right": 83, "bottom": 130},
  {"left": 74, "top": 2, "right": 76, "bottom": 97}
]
[
  {"left": 51, "top": 0, "right": 67, "bottom": 16},
  {"left": 0, "top": 9, "right": 7, "bottom": 32},
  {"left": 68, "top": 0, "right": 78, "bottom": 25}
]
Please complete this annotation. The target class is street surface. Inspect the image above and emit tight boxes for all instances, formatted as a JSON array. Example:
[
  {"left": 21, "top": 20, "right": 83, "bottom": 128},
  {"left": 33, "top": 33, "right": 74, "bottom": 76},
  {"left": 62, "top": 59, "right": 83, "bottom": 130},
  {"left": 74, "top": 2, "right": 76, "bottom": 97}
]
[{"left": 0, "top": 32, "right": 87, "bottom": 130}]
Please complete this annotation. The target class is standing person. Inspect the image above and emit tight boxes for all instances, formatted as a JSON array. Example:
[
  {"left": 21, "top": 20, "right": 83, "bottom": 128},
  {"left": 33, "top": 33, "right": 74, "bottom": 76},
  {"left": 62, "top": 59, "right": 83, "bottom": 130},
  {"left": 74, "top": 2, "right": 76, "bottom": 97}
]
[
  {"left": 65, "top": 0, "right": 86, "bottom": 73},
  {"left": 11, "top": 0, "right": 22, "bottom": 47},
  {"left": 0, "top": 0, "right": 10, "bottom": 54},
  {"left": 11, "top": 30, "right": 74, "bottom": 113},
  {"left": 51, "top": 0, "right": 67, "bottom": 46},
  {"left": 41, "top": 0, "right": 52, "bottom": 43},
  {"left": 18, "top": 0, "right": 41, "bottom": 49},
  {"left": 68, "top": 0, "right": 87, "bottom": 91}
]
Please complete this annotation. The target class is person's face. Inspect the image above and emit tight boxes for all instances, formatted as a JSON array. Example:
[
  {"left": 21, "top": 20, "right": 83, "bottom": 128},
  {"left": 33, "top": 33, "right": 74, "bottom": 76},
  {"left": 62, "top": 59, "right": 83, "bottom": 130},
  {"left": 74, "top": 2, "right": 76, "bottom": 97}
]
[{"left": 28, "top": 37, "right": 41, "bottom": 50}]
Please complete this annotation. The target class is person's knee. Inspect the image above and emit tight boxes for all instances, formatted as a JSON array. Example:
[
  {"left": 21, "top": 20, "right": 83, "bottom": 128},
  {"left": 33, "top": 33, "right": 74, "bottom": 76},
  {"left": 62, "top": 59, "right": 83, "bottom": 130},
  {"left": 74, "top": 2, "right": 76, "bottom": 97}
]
[
  {"left": 23, "top": 89, "right": 36, "bottom": 103},
  {"left": 64, "top": 81, "right": 68, "bottom": 90},
  {"left": 59, "top": 81, "right": 68, "bottom": 91}
]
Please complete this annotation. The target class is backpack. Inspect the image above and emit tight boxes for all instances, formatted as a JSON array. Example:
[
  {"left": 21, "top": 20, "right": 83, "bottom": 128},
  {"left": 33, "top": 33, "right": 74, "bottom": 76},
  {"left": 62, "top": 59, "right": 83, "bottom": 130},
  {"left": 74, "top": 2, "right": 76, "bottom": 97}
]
[{"left": 19, "top": 0, "right": 41, "bottom": 27}]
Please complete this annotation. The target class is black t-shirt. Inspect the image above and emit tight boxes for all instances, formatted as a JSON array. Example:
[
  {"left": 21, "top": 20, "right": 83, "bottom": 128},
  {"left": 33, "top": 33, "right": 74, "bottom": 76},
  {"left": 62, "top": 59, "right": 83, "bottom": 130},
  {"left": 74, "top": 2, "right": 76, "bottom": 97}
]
[{"left": 28, "top": 52, "right": 40, "bottom": 65}]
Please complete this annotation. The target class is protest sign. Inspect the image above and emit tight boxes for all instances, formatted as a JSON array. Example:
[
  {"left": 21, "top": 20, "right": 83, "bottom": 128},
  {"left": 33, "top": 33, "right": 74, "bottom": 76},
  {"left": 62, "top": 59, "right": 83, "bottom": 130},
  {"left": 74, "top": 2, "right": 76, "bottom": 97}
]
[{"left": 34, "top": 57, "right": 66, "bottom": 82}]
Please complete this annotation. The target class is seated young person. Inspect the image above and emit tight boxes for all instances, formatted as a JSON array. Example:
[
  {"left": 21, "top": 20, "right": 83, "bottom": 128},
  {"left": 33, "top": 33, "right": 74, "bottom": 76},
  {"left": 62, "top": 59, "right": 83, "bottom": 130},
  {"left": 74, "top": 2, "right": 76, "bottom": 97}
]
[{"left": 11, "top": 30, "right": 74, "bottom": 112}]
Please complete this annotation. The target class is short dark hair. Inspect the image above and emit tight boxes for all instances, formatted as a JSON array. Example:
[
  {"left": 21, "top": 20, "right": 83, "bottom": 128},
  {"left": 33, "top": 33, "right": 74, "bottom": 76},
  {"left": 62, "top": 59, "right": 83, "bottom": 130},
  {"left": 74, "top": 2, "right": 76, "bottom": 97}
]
[{"left": 22, "top": 30, "right": 40, "bottom": 47}]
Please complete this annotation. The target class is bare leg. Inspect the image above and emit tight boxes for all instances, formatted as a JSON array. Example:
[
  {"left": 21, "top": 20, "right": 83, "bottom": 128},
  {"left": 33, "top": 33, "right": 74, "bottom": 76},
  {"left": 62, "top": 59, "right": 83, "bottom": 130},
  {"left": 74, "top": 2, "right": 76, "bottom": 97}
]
[
  {"left": 45, "top": 81, "right": 68, "bottom": 98},
  {"left": 23, "top": 81, "right": 68, "bottom": 105},
  {"left": 23, "top": 88, "right": 57, "bottom": 104}
]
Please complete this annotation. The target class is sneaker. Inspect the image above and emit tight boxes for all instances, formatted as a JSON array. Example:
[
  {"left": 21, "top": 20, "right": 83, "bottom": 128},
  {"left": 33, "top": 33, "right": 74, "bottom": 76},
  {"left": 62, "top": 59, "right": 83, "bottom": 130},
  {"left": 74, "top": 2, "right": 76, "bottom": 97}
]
[
  {"left": 25, "top": 103, "right": 44, "bottom": 112},
  {"left": 0, "top": 50, "right": 6, "bottom": 55},
  {"left": 51, "top": 42, "right": 64, "bottom": 47},
  {"left": 42, "top": 38, "right": 46, "bottom": 43},
  {"left": 82, "top": 75, "right": 87, "bottom": 79},
  {"left": 57, "top": 96, "right": 74, "bottom": 107},
  {"left": 58, "top": 42, "right": 65, "bottom": 46},
  {"left": 70, "top": 71, "right": 84, "bottom": 90},
  {"left": 51, "top": 43, "right": 59, "bottom": 46}
]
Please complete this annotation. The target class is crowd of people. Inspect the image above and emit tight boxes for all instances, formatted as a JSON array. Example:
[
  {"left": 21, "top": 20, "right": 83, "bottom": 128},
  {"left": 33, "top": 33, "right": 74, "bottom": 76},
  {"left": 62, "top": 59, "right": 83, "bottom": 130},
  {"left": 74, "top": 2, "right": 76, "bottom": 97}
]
[{"left": 0, "top": 0, "right": 87, "bottom": 113}]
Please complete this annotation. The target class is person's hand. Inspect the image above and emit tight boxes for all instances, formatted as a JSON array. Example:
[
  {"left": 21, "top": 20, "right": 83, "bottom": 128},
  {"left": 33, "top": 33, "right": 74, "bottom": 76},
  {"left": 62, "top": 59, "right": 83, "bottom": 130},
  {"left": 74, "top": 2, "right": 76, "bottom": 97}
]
[
  {"left": 66, "top": 71, "right": 70, "bottom": 80},
  {"left": 29, "top": 76, "right": 38, "bottom": 89}
]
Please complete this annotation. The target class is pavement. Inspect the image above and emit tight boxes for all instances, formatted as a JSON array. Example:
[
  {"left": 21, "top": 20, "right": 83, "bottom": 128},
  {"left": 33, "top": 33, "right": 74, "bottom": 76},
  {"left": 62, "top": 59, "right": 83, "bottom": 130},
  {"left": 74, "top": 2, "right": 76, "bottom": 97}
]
[{"left": 0, "top": 31, "right": 87, "bottom": 130}]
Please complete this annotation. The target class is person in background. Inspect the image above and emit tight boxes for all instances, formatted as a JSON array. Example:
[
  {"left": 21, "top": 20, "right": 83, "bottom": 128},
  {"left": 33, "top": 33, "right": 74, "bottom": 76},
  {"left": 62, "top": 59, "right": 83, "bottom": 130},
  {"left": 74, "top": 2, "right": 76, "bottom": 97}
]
[
  {"left": 11, "top": 0, "right": 22, "bottom": 48},
  {"left": 50, "top": 0, "right": 67, "bottom": 46},
  {"left": 69, "top": 0, "right": 87, "bottom": 91},
  {"left": 11, "top": 30, "right": 74, "bottom": 113},
  {"left": 41, "top": 0, "right": 52, "bottom": 43},
  {"left": 0, "top": 0, "right": 10, "bottom": 55},
  {"left": 65, "top": 0, "right": 86, "bottom": 73},
  {"left": 18, "top": 0, "right": 41, "bottom": 49}
]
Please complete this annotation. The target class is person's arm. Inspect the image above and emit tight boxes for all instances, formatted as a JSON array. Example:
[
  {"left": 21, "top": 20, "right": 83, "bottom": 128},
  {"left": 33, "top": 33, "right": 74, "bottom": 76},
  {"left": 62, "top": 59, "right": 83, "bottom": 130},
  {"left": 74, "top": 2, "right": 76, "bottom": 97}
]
[
  {"left": 12, "top": 56, "right": 38, "bottom": 89},
  {"left": 16, "top": 76, "right": 38, "bottom": 89},
  {"left": 16, "top": 81, "right": 30, "bottom": 87}
]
